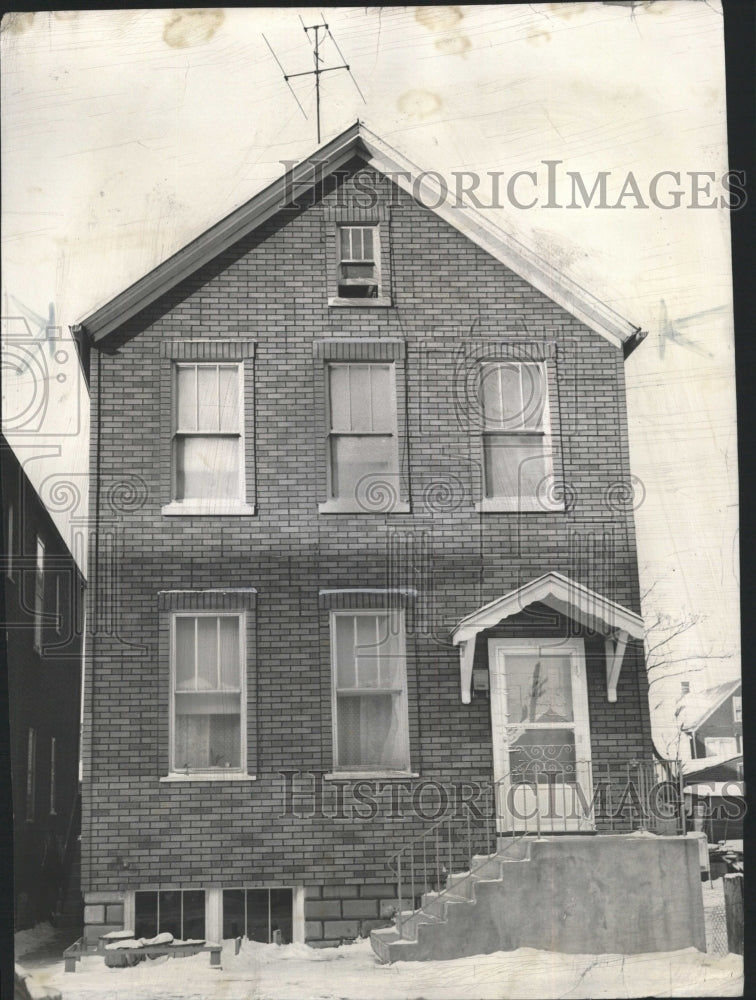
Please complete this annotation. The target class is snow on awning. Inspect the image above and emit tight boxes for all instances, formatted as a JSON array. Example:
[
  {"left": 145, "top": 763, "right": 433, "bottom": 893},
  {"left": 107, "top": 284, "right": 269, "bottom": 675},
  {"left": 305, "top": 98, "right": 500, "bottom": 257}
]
[{"left": 451, "top": 572, "right": 644, "bottom": 704}]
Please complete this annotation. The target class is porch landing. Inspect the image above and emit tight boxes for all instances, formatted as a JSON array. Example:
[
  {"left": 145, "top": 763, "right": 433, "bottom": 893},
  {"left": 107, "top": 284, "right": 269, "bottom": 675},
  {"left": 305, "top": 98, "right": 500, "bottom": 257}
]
[{"left": 371, "top": 834, "right": 705, "bottom": 963}]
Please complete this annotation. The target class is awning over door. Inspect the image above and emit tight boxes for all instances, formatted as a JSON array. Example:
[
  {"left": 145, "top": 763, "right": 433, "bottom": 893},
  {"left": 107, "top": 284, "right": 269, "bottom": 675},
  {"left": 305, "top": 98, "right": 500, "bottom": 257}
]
[{"left": 451, "top": 572, "right": 644, "bottom": 704}]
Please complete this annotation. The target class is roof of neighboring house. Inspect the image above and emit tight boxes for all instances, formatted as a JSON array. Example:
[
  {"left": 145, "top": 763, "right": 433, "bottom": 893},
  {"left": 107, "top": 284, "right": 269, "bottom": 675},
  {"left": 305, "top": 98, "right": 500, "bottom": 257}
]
[
  {"left": 75, "top": 121, "right": 646, "bottom": 355},
  {"left": 681, "top": 753, "right": 742, "bottom": 777},
  {"left": 680, "top": 678, "right": 741, "bottom": 734}
]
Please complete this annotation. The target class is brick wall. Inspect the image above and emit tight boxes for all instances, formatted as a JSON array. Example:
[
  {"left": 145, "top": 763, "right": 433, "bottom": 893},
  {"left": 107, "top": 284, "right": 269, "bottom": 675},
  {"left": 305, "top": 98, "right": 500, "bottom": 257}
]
[{"left": 82, "top": 159, "right": 652, "bottom": 939}]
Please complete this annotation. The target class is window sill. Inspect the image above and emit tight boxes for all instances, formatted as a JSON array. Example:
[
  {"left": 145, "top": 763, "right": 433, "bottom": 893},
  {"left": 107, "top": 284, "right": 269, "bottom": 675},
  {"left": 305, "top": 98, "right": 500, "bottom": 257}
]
[
  {"left": 324, "top": 772, "right": 419, "bottom": 781},
  {"left": 475, "top": 499, "right": 565, "bottom": 513},
  {"left": 160, "top": 773, "right": 257, "bottom": 783},
  {"left": 161, "top": 502, "right": 256, "bottom": 517},
  {"left": 328, "top": 296, "right": 393, "bottom": 308},
  {"left": 318, "top": 500, "right": 410, "bottom": 515}
]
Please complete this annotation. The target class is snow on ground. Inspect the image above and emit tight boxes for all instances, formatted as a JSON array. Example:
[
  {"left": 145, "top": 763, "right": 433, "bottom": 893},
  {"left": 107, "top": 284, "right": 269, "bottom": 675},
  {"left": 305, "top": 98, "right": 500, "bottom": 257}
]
[{"left": 25, "top": 937, "right": 743, "bottom": 1000}]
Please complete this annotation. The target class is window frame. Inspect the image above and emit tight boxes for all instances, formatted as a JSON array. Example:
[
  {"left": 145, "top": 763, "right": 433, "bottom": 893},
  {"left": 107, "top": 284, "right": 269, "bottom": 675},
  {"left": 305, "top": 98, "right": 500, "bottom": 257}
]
[
  {"left": 336, "top": 224, "right": 380, "bottom": 297},
  {"left": 475, "top": 359, "right": 562, "bottom": 513},
  {"left": 733, "top": 696, "right": 742, "bottom": 724},
  {"left": 328, "top": 220, "right": 392, "bottom": 309},
  {"left": 33, "top": 535, "right": 45, "bottom": 652},
  {"left": 221, "top": 886, "right": 294, "bottom": 943},
  {"left": 168, "top": 610, "right": 248, "bottom": 780},
  {"left": 167, "top": 361, "right": 248, "bottom": 514},
  {"left": 134, "top": 889, "right": 207, "bottom": 941},
  {"left": 329, "top": 608, "right": 411, "bottom": 776},
  {"left": 320, "top": 360, "right": 408, "bottom": 514}
]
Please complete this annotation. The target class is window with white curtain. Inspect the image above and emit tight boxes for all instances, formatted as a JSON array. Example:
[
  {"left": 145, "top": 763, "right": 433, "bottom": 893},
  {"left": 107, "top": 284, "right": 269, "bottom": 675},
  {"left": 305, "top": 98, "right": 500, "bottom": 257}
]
[
  {"left": 171, "top": 613, "right": 245, "bottom": 774},
  {"left": 173, "top": 363, "right": 243, "bottom": 502},
  {"left": 326, "top": 363, "right": 398, "bottom": 507},
  {"left": 479, "top": 361, "right": 554, "bottom": 507},
  {"left": 331, "top": 610, "right": 409, "bottom": 772}
]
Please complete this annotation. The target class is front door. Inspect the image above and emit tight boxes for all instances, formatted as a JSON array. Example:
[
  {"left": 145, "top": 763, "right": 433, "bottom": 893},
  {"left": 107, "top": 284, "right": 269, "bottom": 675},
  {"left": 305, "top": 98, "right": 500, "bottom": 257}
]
[{"left": 488, "top": 638, "right": 594, "bottom": 833}]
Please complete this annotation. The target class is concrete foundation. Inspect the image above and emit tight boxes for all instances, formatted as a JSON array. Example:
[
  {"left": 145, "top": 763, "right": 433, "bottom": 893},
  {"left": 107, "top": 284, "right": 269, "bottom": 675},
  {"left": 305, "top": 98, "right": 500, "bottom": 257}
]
[{"left": 372, "top": 834, "right": 706, "bottom": 962}]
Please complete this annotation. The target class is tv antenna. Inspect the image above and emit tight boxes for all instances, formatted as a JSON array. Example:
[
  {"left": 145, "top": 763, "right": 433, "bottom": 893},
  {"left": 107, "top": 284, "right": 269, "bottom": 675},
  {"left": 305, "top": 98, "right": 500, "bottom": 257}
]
[{"left": 263, "top": 15, "right": 366, "bottom": 143}]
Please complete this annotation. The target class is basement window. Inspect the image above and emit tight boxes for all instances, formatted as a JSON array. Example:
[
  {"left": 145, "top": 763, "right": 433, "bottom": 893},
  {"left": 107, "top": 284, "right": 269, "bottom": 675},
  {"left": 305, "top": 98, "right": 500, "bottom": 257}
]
[
  {"left": 135, "top": 889, "right": 206, "bottom": 940},
  {"left": 222, "top": 888, "right": 293, "bottom": 943}
]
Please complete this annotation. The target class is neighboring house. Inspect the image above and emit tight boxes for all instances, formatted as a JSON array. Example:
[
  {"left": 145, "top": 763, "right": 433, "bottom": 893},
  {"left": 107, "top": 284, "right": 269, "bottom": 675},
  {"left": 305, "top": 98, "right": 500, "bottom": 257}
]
[
  {"left": 681, "top": 679, "right": 742, "bottom": 759},
  {"left": 2, "top": 435, "right": 85, "bottom": 929},
  {"left": 682, "top": 754, "right": 744, "bottom": 844},
  {"left": 74, "top": 123, "right": 699, "bottom": 955}
]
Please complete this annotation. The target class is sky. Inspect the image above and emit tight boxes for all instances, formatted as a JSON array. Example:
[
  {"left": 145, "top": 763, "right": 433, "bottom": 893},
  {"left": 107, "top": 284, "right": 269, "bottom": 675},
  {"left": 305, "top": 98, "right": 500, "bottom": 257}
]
[{"left": 0, "top": 3, "right": 740, "bottom": 753}]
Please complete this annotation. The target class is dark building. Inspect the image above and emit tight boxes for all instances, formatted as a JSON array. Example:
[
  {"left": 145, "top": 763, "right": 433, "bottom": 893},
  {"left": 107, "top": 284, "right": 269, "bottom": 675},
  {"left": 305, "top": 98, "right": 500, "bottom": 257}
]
[
  {"left": 3, "top": 435, "right": 85, "bottom": 929},
  {"left": 74, "top": 124, "right": 681, "bottom": 950}
]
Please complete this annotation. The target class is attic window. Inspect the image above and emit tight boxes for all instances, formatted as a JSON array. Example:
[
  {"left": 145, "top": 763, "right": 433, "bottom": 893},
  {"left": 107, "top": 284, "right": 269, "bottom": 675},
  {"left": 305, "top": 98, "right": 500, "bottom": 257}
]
[{"left": 338, "top": 226, "right": 378, "bottom": 298}]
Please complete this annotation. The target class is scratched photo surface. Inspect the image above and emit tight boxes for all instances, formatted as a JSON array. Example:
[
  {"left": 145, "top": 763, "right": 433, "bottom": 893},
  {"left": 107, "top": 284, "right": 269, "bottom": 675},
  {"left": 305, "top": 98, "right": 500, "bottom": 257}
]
[{"left": 2, "top": 5, "right": 741, "bottom": 999}]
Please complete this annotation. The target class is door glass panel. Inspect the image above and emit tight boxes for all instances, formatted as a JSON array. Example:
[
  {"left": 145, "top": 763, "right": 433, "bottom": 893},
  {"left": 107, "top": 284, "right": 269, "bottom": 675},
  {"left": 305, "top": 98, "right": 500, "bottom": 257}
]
[
  {"left": 509, "top": 728, "right": 577, "bottom": 784},
  {"left": 505, "top": 653, "right": 573, "bottom": 724}
]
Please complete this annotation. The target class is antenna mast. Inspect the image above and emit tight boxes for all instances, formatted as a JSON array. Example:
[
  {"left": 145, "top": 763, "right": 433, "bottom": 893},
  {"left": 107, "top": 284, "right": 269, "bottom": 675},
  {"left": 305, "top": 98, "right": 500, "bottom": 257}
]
[{"left": 263, "top": 15, "right": 365, "bottom": 143}]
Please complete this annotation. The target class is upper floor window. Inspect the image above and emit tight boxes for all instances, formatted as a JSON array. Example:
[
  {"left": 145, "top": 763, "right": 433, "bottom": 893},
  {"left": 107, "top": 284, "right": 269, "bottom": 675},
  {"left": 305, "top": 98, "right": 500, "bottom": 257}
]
[
  {"left": 325, "top": 362, "right": 399, "bottom": 511},
  {"left": 330, "top": 610, "right": 410, "bottom": 773},
  {"left": 171, "top": 612, "right": 245, "bottom": 776},
  {"left": 33, "top": 536, "right": 45, "bottom": 651},
  {"left": 173, "top": 363, "right": 244, "bottom": 504},
  {"left": 337, "top": 225, "right": 379, "bottom": 298},
  {"left": 733, "top": 695, "right": 742, "bottom": 724},
  {"left": 479, "top": 361, "right": 556, "bottom": 511}
]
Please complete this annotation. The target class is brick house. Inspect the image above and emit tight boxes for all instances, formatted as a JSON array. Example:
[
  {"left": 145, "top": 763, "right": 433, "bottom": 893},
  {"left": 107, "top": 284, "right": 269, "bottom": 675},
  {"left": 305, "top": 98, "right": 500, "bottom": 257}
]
[
  {"left": 2, "top": 435, "right": 85, "bottom": 929},
  {"left": 74, "top": 123, "right": 694, "bottom": 953}
]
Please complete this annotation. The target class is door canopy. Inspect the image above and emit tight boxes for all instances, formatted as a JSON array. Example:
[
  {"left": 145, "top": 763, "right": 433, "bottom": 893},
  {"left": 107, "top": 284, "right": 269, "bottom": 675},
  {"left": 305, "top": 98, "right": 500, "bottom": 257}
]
[{"left": 451, "top": 572, "right": 644, "bottom": 704}]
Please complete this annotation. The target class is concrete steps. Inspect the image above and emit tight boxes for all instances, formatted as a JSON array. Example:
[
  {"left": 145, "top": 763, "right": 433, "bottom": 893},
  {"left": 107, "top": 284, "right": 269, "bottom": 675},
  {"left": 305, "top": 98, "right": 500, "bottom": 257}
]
[{"left": 371, "top": 845, "right": 533, "bottom": 963}]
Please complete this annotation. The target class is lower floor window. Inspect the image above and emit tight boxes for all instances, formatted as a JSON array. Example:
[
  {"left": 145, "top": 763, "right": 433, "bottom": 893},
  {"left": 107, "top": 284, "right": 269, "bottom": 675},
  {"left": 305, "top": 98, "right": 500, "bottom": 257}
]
[
  {"left": 134, "top": 890, "right": 206, "bottom": 940},
  {"left": 222, "top": 888, "right": 293, "bottom": 943}
]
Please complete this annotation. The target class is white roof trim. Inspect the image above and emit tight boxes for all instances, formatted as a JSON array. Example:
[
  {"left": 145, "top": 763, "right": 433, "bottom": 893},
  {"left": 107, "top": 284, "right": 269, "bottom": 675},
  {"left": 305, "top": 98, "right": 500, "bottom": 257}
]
[
  {"left": 452, "top": 572, "right": 643, "bottom": 705},
  {"left": 79, "top": 122, "right": 642, "bottom": 351}
]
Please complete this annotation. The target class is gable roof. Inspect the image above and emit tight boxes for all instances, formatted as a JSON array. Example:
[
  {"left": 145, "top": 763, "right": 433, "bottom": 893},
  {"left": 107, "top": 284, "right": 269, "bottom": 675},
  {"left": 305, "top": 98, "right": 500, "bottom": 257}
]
[
  {"left": 681, "top": 678, "right": 741, "bottom": 734},
  {"left": 451, "top": 571, "right": 644, "bottom": 704},
  {"left": 452, "top": 571, "right": 644, "bottom": 645},
  {"left": 76, "top": 122, "right": 646, "bottom": 354}
]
